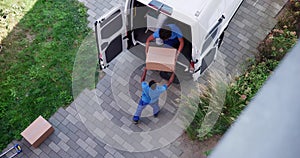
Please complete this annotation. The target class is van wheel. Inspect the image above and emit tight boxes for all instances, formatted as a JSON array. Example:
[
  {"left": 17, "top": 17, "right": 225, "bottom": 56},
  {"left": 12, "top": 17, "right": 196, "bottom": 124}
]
[{"left": 218, "top": 32, "right": 225, "bottom": 48}]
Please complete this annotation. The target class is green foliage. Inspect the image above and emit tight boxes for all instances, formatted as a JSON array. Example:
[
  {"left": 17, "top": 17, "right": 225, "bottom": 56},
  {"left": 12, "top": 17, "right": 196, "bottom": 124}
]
[
  {"left": 186, "top": 83, "right": 245, "bottom": 141},
  {"left": 258, "top": 29, "right": 297, "bottom": 61},
  {"left": 187, "top": 1, "right": 299, "bottom": 142},
  {"left": 232, "top": 59, "right": 279, "bottom": 99},
  {"left": 204, "top": 149, "right": 213, "bottom": 156},
  {"left": 0, "top": 0, "right": 89, "bottom": 150},
  {"left": 278, "top": 0, "right": 300, "bottom": 32}
]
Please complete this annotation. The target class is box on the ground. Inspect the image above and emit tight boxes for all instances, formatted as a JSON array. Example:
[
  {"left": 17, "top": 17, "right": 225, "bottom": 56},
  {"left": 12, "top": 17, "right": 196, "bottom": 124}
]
[
  {"left": 21, "top": 116, "right": 54, "bottom": 148},
  {"left": 146, "top": 46, "right": 176, "bottom": 72}
]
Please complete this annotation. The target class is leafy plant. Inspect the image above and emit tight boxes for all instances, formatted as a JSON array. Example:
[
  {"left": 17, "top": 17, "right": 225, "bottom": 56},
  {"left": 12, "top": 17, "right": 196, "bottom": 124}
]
[{"left": 187, "top": 1, "right": 299, "bottom": 142}]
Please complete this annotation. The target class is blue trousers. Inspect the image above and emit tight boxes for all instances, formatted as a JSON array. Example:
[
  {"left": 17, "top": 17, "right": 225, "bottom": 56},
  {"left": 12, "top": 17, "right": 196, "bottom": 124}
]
[{"left": 133, "top": 99, "right": 160, "bottom": 121}]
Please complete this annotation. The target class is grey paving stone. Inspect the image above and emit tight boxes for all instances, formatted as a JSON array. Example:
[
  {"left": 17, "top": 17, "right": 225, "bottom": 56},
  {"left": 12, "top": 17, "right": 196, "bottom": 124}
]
[
  {"left": 87, "top": 9, "right": 97, "bottom": 18},
  {"left": 104, "top": 145, "right": 117, "bottom": 155},
  {"left": 75, "top": 147, "right": 89, "bottom": 158},
  {"left": 48, "top": 142, "right": 61, "bottom": 153},
  {"left": 58, "top": 140, "right": 70, "bottom": 152},
  {"left": 153, "top": 150, "right": 169, "bottom": 158},
  {"left": 103, "top": 110, "right": 114, "bottom": 120},
  {"left": 57, "top": 124, "right": 70, "bottom": 135},
  {"left": 239, "top": 41, "right": 251, "bottom": 50},
  {"left": 110, "top": 108, "right": 122, "bottom": 119},
  {"left": 48, "top": 117, "right": 60, "bottom": 127},
  {"left": 66, "top": 114, "right": 78, "bottom": 125},
  {"left": 160, "top": 148, "right": 173, "bottom": 158},
  {"left": 233, "top": 19, "right": 246, "bottom": 29},
  {"left": 76, "top": 138, "right": 89, "bottom": 149},
  {"left": 21, "top": 138, "right": 31, "bottom": 147},
  {"left": 67, "top": 122, "right": 79, "bottom": 134},
  {"left": 75, "top": 121, "right": 87, "bottom": 132},
  {"left": 48, "top": 134, "right": 61, "bottom": 144},
  {"left": 57, "top": 149, "right": 71, "bottom": 158},
  {"left": 48, "top": 151, "right": 60, "bottom": 158},
  {"left": 102, "top": 94, "right": 114, "bottom": 105},
  {"left": 29, "top": 146, "right": 42, "bottom": 156},
  {"left": 61, "top": 118, "right": 69, "bottom": 126},
  {"left": 25, "top": 150, "right": 39, "bottom": 158},
  {"left": 94, "top": 128, "right": 106, "bottom": 139},
  {"left": 120, "top": 116, "right": 132, "bottom": 126},
  {"left": 53, "top": 112, "right": 64, "bottom": 122},
  {"left": 67, "top": 148, "right": 81, "bottom": 158},
  {"left": 169, "top": 145, "right": 183, "bottom": 157},
  {"left": 111, "top": 117, "right": 124, "bottom": 127},
  {"left": 66, "top": 106, "right": 78, "bottom": 116},
  {"left": 237, "top": 33, "right": 249, "bottom": 42},
  {"left": 67, "top": 139, "right": 80, "bottom": 151},
  {"left": 114, "top": 151, "right": 126, "bottom": 158},
  {"left": 76, "top": 128, "right": 89, "bottom": 141},
  {"left": 104, "top": 153, "right": 115, "bottom": 158},
  {"left": 85, "top": 2, "right": 97, "bottom": 11},
  {"left": 231, "top": 42, "right": 243, "bottom": 51},
  {"left": 85, "top": 146, "right": 98, "bottom": 157},
  {"left": 121, "top": 152, "right": 136, "bottom": 158},
  {"left": 57, "top": 107, "right": 68, "bottom": 117},
  {"left": 58, "top": 132, "right": 70, "bottom": 143},
  {"left": 85, "top": 137, "right": 97, "bottom": 148},
  {"left": 112, "top": 134, "right": 125, "bottom": 145},
  {"left": 93, "top": 144, "right": 108, "bottom": 156},
  {"left": 39, "top": 143, "right": 52, "bottom": 154},
  {"left": 133, "top": 152, "right": 146, "bottom": 158}
]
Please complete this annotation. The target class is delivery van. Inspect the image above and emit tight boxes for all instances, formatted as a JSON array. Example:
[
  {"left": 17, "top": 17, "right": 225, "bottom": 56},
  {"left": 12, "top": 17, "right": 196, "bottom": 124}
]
[{"left": 95, "top": 0, "right": 244, "bottom": 81}]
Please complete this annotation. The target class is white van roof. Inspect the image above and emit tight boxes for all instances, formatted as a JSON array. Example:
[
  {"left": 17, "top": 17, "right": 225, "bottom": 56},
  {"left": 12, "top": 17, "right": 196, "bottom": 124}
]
[{"left": 137, "top": 0, "right": 208, "bottom": 20}]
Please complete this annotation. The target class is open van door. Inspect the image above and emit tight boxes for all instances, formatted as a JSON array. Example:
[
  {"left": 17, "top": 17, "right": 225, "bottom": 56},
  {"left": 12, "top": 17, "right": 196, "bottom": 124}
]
[
  {"left": 193, "top": 14, "right": 225, "bottom": 80},
  {"left": 95, "top": 5, "right": 126, "bottom": 69}
]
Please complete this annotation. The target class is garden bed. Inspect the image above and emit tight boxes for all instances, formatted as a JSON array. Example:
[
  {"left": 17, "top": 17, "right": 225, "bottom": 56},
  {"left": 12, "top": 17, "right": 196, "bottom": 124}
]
[{"left": 186, "top": 0, "right": 299, "bottom": 156}]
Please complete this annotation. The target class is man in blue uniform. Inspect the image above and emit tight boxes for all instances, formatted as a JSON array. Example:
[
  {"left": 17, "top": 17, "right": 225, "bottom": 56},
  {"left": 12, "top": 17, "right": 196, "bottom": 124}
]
[
  {"left": 132, "top": 80, "right": 171, "bottom": 124},
  {"left": 145, "top": 24, "right": 184, "bottom": 57},
  {"left": 142, "top": 24, "right": 185, "bottom": 83}
]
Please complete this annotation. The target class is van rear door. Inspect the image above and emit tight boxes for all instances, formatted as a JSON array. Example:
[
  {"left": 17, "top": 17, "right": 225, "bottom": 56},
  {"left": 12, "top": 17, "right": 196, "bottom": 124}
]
[{"left": 95, "top": 5, "right": 126, "bottom": 69}]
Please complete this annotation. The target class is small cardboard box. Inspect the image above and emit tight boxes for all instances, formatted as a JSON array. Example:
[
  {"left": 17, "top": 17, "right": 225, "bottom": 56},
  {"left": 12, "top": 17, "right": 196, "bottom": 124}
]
[
  {"left": 146, "top": 46, "right": 176, "bottom": 72},
  {"left": 21, "top": 116, "right": 54, "bottom": 148}
]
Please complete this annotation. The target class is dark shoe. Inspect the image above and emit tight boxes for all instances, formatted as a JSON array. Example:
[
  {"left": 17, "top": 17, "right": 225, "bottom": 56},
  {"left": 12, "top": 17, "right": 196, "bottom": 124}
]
[
  {"left": 154, "top": 111, "right": 160, "bottom": 118},
  {"left": 133, "top": 116, "right": 139, "bottom": 124},
  {"left": 133, "top": 120, "right": 139, "bottom": 124}
]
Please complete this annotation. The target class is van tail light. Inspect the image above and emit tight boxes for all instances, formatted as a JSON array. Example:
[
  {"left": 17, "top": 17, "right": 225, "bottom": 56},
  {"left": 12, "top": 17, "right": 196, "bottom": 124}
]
[{"left": 189, "top": 60, "right": 195, "bottom": 73}]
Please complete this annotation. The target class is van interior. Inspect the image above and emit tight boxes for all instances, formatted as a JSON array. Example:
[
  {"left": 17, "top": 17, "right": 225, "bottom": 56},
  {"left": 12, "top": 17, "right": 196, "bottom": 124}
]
[{"left": 128, "top": 1, "right": 193, "bottom": 70}]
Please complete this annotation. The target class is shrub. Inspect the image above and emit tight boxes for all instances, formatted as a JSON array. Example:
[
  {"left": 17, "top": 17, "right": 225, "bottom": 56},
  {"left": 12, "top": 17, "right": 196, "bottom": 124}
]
[{"left": 258, "top": 29, "right": 297, "bottom": 61}]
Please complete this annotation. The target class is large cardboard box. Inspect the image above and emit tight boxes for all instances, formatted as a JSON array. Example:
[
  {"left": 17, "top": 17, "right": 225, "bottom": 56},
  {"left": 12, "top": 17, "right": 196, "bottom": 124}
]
[
  {"left": 146, "top": 46, "right": 176, "bottom": 72},
  {"left": 21, "top": 116, "right": 54, "bottom": 148}
]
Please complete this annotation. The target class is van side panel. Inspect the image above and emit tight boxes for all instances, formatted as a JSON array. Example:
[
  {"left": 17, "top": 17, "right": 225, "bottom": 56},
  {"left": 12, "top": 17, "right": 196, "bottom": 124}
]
[{"left": 225, "top": 0, "right": 244, "bottom": 23}]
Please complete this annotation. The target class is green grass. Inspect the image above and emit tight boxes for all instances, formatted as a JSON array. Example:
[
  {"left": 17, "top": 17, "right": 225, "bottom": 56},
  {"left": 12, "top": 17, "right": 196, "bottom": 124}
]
[{"left": 0, "top": 0, "right": 89, "bottom": 150}]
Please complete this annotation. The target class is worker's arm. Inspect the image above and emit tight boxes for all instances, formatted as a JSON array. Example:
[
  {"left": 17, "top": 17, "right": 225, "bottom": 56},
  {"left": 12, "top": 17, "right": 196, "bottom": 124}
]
[
  {"left": 157, "top": 84, "right": 168, "bottom": 94},
  {"left": 167, "top": 73, "right": 175, "bottom": 87},
  {"left": 145, "top": 35, "right": 155, "bottom": 54},
  {"left": 177, "top": 37, "right": 184, "bottom": 57}
]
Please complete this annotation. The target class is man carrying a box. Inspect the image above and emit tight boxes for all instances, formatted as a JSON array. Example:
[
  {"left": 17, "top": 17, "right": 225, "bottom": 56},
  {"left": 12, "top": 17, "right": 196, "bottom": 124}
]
[
  {"left": 145, "top": 24, "right": 184, "bottom": 57},
  {"left": 142, "top": 24, "right": 185, "bottom": 82},
  {"left": 132, "top": 79, "right": 171, "bottom": 124}
]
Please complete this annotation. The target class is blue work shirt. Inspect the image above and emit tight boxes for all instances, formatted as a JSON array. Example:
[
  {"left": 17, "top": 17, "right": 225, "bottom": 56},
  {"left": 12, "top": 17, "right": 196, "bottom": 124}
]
[
  {"left": 153, "top": 24, "right": 183, "bottom": 40},
  {"left": 141, "top": 81, "right": 167, "bottom": 104}
]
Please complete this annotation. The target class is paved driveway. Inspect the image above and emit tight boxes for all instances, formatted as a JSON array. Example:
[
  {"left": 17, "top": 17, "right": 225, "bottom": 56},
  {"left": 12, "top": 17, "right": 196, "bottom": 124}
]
[{"left": 2, "top": 0, "right": 288, "bottom": 157}]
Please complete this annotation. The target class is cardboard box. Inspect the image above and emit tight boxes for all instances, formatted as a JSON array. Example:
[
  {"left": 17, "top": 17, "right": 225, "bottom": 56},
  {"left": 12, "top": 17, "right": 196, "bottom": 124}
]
[
  {"left": 21, "top": 116, "right": 54, "bottom": 148},
  {"left": 146, "top": 46, "right": 176, "bottom": 72}
]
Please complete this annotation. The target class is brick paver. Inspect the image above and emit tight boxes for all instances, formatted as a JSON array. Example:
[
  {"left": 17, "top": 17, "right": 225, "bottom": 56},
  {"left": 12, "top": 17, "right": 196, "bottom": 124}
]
[{"left": 1, "top": 0, "right": 288, "bottom": 157}]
